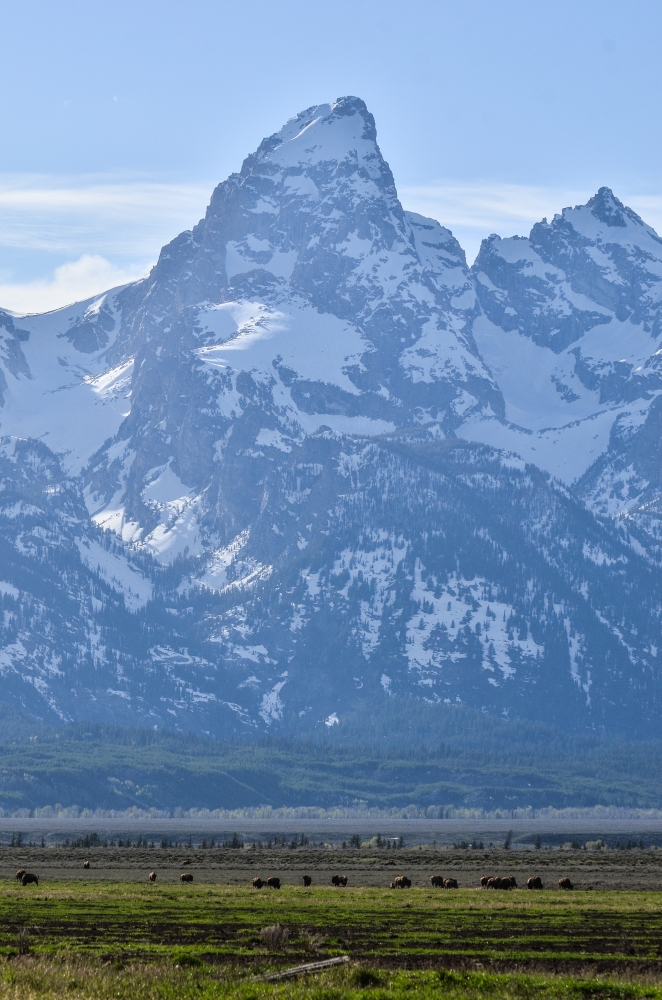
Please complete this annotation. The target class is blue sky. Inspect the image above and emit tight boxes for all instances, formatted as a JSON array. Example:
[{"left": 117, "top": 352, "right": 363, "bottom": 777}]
[{"left": 1, "top": 0, "right": 662, "bottom": 311}]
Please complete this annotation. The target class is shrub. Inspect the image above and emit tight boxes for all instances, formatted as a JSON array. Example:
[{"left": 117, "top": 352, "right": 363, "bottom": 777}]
[{"left": 259, "top": 924, "right": 289, "bottom": 949}]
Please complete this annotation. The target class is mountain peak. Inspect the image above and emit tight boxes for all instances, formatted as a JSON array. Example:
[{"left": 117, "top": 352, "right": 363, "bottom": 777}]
[
  {"left": 202, "top": 94, "right": 400, "bottom": 240},
  {"left": 252, "top": 96, "right": 377, "bottom": 168},
  {"left": 6, "top": 100, "right": 662, "bottom": 740},
  {"left": 586, "top": 186, "right": 634, "bottom": 228},
  {"left": 523, "top": 187, "right": 660, "bottom": 252}
]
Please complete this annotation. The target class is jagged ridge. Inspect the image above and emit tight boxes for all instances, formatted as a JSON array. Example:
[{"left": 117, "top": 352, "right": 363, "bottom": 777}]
[{"left": 1, "top": 100, "right": 662, "bottom": 738}]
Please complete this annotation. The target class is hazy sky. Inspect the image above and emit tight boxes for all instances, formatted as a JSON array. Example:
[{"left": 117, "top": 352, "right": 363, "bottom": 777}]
[{"left": 1, "top": 0, "right": 662, "bottom": 311}]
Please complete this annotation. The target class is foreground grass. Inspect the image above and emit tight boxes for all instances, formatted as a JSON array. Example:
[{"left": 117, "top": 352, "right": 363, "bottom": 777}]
[
  {"left": 2, "top": 960, "right": 662, "bottom": 1000},
  {"left": 2, "top": 882, "right": 662, "bottom": 967},
  {"left": 2, "top": 882, "right": 662, "bottom": 996}
]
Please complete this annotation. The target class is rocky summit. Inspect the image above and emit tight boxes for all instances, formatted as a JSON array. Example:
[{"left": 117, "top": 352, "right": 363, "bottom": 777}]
[{"left": 1, "top": 97, "right": 662, "bottom": 738}]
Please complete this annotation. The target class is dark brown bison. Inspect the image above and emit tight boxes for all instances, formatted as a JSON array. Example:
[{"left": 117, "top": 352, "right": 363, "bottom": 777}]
[
  {"left": 252, "top": 877, "right": 265, "bottom": 889},
  {"left": 444, "top": 877, "right": 458, "bottom": 889},
  {"left": 83, "top": 861, "right": 90, "bottom": 869},
  {"left": 180, "top": 873, "right": 194, "bottom": 883},
  {"left": 14, "top": 869, "right": 26, "bottom": 882},
  {"left": 266, "top": 876, "right": 281, "bottom": 889},
  {"left": 21, "top": 873, "right": 38, "bottom": 886},
  {"left": 430, "top": 875, "right": 445, "bottom": 888},
  {"left": 527, "top": 876, "right": 543, "bottom": 890},
  {"left": 487, "top": 876, "right": 512, "bottom": 889},
  {"left": 303, "top": 875, "right": 312, "bottom": 886},
  {"left": 480, "top": 875, "right": 492, "bottom": 888},
  {"left": 393, "top": 875, "right": 411, "bottom": 889},
  {"left": 149, "top": 872, "right": 157, "bottom": 882},
  {"left": 331, "top": 874, "right": 347, "bottom": 886},
  {"left": 558, "top": 877, "right": 574, "bottom": 890}
]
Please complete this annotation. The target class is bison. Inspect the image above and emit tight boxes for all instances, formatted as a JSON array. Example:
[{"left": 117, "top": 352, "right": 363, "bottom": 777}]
[
  {"left": 21, "top": 873, "right": 38, "bottom": 886},
  {"left": 149, "top": 872, "right": 157, "bottom": 882},
  {"left": 252, "top": 877, "right": 265, "bottom": 889},
  {"left": 444, "top": 877, "right": 458, "bottom": 889},
  {"left": 558, "top": 877, "right": 574, "bottom": 890},
  {"left": 527, "top": 876, "right": 543, "bottom": 890},
  {"left": 14, "top": 869, "right": 26, "bottom": 882},
  {"left": 430, "top": 875, "right": 445, "bottom": 888},
  {"left": 331, "top": 874, "right": 347, "bottom": 886},
  {"left": 393, "top": 875, "right": 411, "bottom": 889},
  {"left": 83, "top": 861, "right": 90, "bottom": 869},
  {"left": 487, "top": 876, "right": 513, "bottom": 889},
  {"left": 266, "top": 876, "right": 281, "bottom": 889},
  {"left": 180, "top": 873, "right": 194, "bottom": 883},
  {"left": 303, "top": 875, "right": 312, "bottom": 887},
  {"left": 480, "top": 875, "right": 492, "bottom": 888}
]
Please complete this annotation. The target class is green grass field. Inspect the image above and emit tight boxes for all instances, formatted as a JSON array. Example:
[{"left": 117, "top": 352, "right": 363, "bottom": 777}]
[{"left": 1, "top": 882, "right": 662, "bottom": 998}]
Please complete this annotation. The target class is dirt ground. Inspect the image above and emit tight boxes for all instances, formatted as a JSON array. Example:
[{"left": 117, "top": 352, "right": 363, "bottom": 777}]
[{"left": 3, "top": 846, "right": 661, "bottom": 890}]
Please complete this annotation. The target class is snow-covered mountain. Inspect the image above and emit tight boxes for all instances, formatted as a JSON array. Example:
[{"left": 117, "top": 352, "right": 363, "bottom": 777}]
[{"left": 1, "top": 97, "right": 662, "bottom": 737}]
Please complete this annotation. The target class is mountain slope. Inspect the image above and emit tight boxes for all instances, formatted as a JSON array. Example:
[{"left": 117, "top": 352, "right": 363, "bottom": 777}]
[{"left": 1, "top": 99, "right": 662, "bottom": 739}]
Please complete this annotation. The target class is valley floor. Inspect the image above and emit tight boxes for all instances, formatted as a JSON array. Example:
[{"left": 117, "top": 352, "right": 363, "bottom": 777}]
[
  {"left": 1, "top": 852, "right": 662, "bottom": 997},
  {"left": 2, "top": 846, "right": 662, "bottom": 890}
]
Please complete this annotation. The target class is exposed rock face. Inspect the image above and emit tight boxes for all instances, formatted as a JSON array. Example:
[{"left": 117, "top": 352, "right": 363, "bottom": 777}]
[
  {"left": 1, "top": 99, "right": 662, "bottom": 737},
  {"left": 467, "top": 186, "right": 662, "bottom": 553}
]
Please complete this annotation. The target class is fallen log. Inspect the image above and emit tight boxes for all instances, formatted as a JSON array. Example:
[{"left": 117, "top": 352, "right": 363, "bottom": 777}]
[{"left": 253, "top": 955, "right": 350, "bottom": 981}]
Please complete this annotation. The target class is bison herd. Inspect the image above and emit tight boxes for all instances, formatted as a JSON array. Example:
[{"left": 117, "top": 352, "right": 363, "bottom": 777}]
[
  {"left": 10, "top": 865, "right": 576, "bottom": 891},
  {"left": 480, "top": 875, "right": 517, "bottom": 889},
  {"left": 174, "top": 869, "right": 575, "bottom": 891},
  {"left": 248, "top": 871, "right": 573, "bottom": 890},
  {"left": 477, "top": 875, "right": 574, "bottom": 890}
]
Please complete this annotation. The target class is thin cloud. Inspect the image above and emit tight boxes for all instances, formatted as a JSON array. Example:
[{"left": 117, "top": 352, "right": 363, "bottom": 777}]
[
  {"left": 0, "top": 255, "right": 147, "bottom": 315},
  {"left": 0, "top": 175, "right": 212, "bottom": 255},
  {"left": 0, "top": 174, "right": 213, "bottom": 313}
]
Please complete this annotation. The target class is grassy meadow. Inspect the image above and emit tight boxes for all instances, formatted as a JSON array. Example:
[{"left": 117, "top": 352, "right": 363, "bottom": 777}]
[{"left": 1, "top": 880, "right": 662, "bottom": 998}]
